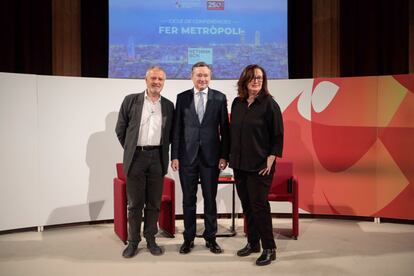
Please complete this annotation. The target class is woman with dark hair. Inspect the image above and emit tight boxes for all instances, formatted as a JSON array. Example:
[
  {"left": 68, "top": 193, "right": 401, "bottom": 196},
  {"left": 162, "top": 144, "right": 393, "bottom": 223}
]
[{"left": 229, "top": 64, "right": 284, "bottom": 266}]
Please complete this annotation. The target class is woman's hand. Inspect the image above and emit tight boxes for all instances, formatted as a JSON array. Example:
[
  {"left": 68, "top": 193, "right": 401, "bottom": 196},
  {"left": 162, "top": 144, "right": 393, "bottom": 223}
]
[{"left": 259, "top": 155, "right": 276, "bottom": 175}]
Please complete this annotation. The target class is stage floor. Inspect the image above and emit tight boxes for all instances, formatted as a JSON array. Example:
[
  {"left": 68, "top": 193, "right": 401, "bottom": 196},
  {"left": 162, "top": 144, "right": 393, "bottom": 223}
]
[{"left": 1, "top": 218, "right": 414, "bottom": 276}]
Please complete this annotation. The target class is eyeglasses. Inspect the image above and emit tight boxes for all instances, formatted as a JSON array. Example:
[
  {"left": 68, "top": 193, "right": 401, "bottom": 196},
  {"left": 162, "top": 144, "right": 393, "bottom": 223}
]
[{"left": 251, "top": 76, "right": 263, "bottom": 82}]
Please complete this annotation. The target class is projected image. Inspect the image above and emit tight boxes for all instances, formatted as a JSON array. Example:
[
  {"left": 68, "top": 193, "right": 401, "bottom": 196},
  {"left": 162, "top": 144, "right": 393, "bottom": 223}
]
[{"left": 109, "top": 0, "right": 288, "bottom": 79}]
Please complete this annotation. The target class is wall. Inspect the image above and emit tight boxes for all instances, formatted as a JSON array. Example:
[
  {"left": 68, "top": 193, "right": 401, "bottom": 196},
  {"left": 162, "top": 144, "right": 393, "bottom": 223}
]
[{"left": 1, "top": 73, "right": 413, "bottom": 231}]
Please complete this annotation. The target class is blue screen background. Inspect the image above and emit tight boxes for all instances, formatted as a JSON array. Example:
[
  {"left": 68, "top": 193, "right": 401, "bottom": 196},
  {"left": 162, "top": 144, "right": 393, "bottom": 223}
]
[{"left": 109, "top": 0, "right": 288, "bottom": 79}]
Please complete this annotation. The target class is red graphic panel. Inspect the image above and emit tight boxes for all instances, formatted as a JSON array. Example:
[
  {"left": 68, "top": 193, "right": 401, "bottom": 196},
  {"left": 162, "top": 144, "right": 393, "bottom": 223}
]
[{"left": 281, "top": 74, "right": 414, "bottom": 219}]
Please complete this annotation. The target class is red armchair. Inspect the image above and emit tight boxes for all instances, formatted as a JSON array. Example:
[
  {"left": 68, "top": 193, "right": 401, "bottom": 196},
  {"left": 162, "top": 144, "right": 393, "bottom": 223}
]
[
  {"left": 244, "top": 162, "right": 299, "bottom": 239},
  {"left": 113, "top": 163, "right": 175, "bottom": 244}
]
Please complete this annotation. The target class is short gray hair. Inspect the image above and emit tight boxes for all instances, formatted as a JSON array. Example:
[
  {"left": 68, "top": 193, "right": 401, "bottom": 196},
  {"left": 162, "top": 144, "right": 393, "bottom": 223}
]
[{"left": 146, "top": 66, "right": 166, "bottom": 78}]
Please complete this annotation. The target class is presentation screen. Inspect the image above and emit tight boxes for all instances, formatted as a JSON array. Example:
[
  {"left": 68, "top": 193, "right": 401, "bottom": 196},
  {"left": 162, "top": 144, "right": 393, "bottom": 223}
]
[{"left": 109, "top": 0, "right": 288, "bottom": 79}]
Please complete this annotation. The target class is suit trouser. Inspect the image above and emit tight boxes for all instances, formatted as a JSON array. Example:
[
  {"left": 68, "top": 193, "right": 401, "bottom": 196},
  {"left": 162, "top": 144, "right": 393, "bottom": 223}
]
[
  {"left": 179, "top": 154, "right": 220, "bottom": 241},
  {"left": 126, "top": 148, "right": 163, "bottom": 245},
  {"left": 234, "top": 169, "right": 276, "bottom": 250}
]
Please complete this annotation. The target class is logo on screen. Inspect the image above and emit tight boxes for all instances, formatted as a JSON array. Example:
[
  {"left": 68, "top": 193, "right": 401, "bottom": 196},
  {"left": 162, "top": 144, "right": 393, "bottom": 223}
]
[
  {"left": 207, "top": 0, "right": 224, "bottom": 10},
  {"left": 188, "top": 48, "right": 213, "bottom": 64}
]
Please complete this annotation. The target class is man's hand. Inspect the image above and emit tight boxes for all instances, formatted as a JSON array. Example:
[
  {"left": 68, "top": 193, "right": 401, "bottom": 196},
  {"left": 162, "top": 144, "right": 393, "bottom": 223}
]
[
  {"left": 218, "top": 158, "right": 228, "bottom": 170},
  {"left": 171, "top": 159, "right": 179, "bottom": 171}
]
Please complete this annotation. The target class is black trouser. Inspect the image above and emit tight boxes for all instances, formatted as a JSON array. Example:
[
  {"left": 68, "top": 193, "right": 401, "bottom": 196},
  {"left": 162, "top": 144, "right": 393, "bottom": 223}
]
[
  {"left": 179, "top": 154, "right": 220, "bottom": 241},
  {"left": 126, "top": 148, "right": 163, "bottom": 244},
  {"left": 234, "top": 169, "right": 276, "bottom": 249}
]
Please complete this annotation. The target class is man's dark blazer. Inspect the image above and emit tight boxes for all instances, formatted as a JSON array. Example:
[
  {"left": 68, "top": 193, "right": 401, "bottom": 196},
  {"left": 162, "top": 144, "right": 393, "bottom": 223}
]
[
  {"left": 115, "top": 91, "right": 174, "bottom": 176},
  {"left": 171, "top": 88, "right": 230, "bottom": 166}
]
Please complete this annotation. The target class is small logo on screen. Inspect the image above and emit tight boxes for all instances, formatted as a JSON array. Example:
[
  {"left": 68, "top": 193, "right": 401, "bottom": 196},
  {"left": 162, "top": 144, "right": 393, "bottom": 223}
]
[
  {"left": 207, "top": 0, "right": 224, "bottom": 10},
  {"left": 188, "top": 48, "right": 213, "bottom": 64}
]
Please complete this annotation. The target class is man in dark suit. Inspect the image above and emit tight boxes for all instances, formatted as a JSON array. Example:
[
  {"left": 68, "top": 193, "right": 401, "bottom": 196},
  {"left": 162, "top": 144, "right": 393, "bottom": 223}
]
[
  {"left": 115, "top": 66, "right": 174, "bottom": 258},
  {"left": 171, "top": 62, "right": 230, "bottom": 254}
]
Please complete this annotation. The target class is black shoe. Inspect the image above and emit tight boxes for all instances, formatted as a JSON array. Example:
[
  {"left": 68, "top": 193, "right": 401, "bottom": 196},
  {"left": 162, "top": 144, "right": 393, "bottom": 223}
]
[
  {"left": 237, "top": 243, "right": 261, "bottom": 257},
  {"left": 179, "top": 240, "right": 194, "bottom": 254},
  {"left": 147, "top": 240, "right": 163, "bottom": 256},
  {"left": 205, "top": 239, "right": 223, "bottom": 254},
  {"left": 255, "top": 249, "right": 276, "bottom": 266},
  {"left": 122, "top": 243, "right": 138, "bottom": 258}
]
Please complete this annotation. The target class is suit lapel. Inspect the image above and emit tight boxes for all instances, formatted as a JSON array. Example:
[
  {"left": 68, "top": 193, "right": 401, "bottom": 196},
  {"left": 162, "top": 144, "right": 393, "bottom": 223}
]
[
  {"left": 135, "top": 92, "right": 145, "bottom": 129},
  {"left": 202, "top": 88, "right": 215, "bottom": 123},
  {"left": 189, "top": 89, "right": 200, "bottom": 124}
]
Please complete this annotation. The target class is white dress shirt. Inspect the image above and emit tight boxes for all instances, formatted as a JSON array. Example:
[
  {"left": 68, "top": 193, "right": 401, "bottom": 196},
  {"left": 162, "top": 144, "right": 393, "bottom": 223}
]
[
  {"left": 194, "top": 87, "right": 208, "bottom": 114},
  {"left": 137, "top": 92, "right": 162, "bottom": 146}
]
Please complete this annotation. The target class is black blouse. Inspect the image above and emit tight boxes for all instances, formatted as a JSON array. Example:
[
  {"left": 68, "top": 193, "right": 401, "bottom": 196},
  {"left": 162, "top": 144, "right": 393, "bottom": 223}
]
[{"left": 229, "top": 93, "right": 284, "bottom": 172}]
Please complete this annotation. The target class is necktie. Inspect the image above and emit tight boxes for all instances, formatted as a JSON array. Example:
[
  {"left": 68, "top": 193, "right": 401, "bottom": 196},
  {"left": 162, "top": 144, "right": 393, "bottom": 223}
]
[{"left": 197, "top": 91, "right": 204, "bottom": 123}]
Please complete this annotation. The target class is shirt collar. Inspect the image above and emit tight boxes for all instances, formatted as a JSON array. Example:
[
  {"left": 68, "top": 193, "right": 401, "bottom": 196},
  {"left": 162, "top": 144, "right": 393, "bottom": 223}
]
[
  {"left": 255, "top": 92, "right": 266, "bottom": 103},
  {"left": 242, "top": 92, "right": 267, "bottom": 105},
  {"left": 194, "top": 87, "right": 208, "bottom": 95},
  {"left": 145, "top": 90, "right": 161, "bottom": 103}
]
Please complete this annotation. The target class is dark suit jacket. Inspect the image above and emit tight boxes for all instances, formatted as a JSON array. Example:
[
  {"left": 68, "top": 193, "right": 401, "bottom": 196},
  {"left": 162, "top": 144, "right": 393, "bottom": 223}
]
[
  {"left": 171, "top": 88, "right": 230, "bottom": 166},
  {"left": 115, "top": 92, "right": 174, "bottom": 176}
]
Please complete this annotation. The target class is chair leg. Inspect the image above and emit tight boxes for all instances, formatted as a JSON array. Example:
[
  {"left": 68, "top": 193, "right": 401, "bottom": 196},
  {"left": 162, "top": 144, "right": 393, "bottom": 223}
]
[{"left": 292, "top": 201, "right": 299, "bottom": 239}]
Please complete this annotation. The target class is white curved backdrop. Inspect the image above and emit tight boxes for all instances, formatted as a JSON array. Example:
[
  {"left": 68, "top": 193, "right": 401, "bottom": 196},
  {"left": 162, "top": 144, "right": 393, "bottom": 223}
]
[{"left": 0, "top": 72, "right": 308, "bottom": 231}]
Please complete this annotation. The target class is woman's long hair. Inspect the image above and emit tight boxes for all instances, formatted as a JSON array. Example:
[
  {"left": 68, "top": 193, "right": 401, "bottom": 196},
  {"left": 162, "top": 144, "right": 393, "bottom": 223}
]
[{"left": 237, "top": 64, "right": 269, "bottom": 99}]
